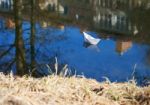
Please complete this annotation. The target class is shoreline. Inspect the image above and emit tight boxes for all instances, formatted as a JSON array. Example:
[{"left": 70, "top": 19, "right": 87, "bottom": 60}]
[{"left": 0, "top": 74, "right": 150, "bottom": 105}]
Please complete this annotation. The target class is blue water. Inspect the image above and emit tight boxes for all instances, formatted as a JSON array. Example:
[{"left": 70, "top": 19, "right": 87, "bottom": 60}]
[
  {"left": 38, "top": 26, "right": 150, "bottom": 82},
  {"left": 0, "top": 20, "right": 150, "bottom": 85}
]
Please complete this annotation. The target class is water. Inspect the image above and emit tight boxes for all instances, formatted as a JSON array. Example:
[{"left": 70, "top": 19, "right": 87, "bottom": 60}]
[{"left": 0, "top": 0, "right": 150, "bottom": 85}]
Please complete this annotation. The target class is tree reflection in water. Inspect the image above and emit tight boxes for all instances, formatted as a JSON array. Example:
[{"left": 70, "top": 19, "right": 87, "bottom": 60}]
[{"left": 0, "top": 0, "right": 150, "bottom": 85}]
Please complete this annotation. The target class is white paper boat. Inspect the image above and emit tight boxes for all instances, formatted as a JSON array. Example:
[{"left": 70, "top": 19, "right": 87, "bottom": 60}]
[{"left": 83, "top": 32, "right": 101, "bottom": 45}]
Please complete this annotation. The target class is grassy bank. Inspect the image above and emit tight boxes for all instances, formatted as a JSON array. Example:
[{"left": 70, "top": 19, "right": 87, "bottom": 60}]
[{"left": 0, "top": 74, "right": 149, "bottom": 105}]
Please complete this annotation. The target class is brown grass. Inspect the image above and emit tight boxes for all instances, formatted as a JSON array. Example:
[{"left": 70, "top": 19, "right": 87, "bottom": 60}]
[{"left": 0, "top": 73, "right": 149, "bottom": 105}]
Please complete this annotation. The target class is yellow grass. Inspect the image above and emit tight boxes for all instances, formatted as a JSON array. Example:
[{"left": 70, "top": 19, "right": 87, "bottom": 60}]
[{"left": 0, "top": 73, "right": 149, "bottom": 105}]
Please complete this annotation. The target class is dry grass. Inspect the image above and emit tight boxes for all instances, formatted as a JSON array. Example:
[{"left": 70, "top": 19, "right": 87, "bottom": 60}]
[{"left": 0, "top": 73, "right": 149, "bottom": 105}]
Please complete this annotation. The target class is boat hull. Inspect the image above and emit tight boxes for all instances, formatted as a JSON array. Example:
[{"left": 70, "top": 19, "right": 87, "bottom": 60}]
[{"left": 83, "top": 32, "right": 100, "bottom": 45}]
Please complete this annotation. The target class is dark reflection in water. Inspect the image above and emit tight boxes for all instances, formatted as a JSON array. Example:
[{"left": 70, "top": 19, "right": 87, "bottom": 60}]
[{"left": 0, "top": 0, "right": 150, "bottom": 85}]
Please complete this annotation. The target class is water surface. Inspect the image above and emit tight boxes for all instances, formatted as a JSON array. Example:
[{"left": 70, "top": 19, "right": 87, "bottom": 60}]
[{"left": 0, "top": 0, "right": 150, "bottom": 85}]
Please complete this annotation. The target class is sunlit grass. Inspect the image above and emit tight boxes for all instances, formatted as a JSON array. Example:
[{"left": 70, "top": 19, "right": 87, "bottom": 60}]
[
  {"left": 0, "top": 72, "right": 149, "bottom": 105},
  {"left": 44, "top": 57, "right": 72, "bottom": 77}
]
